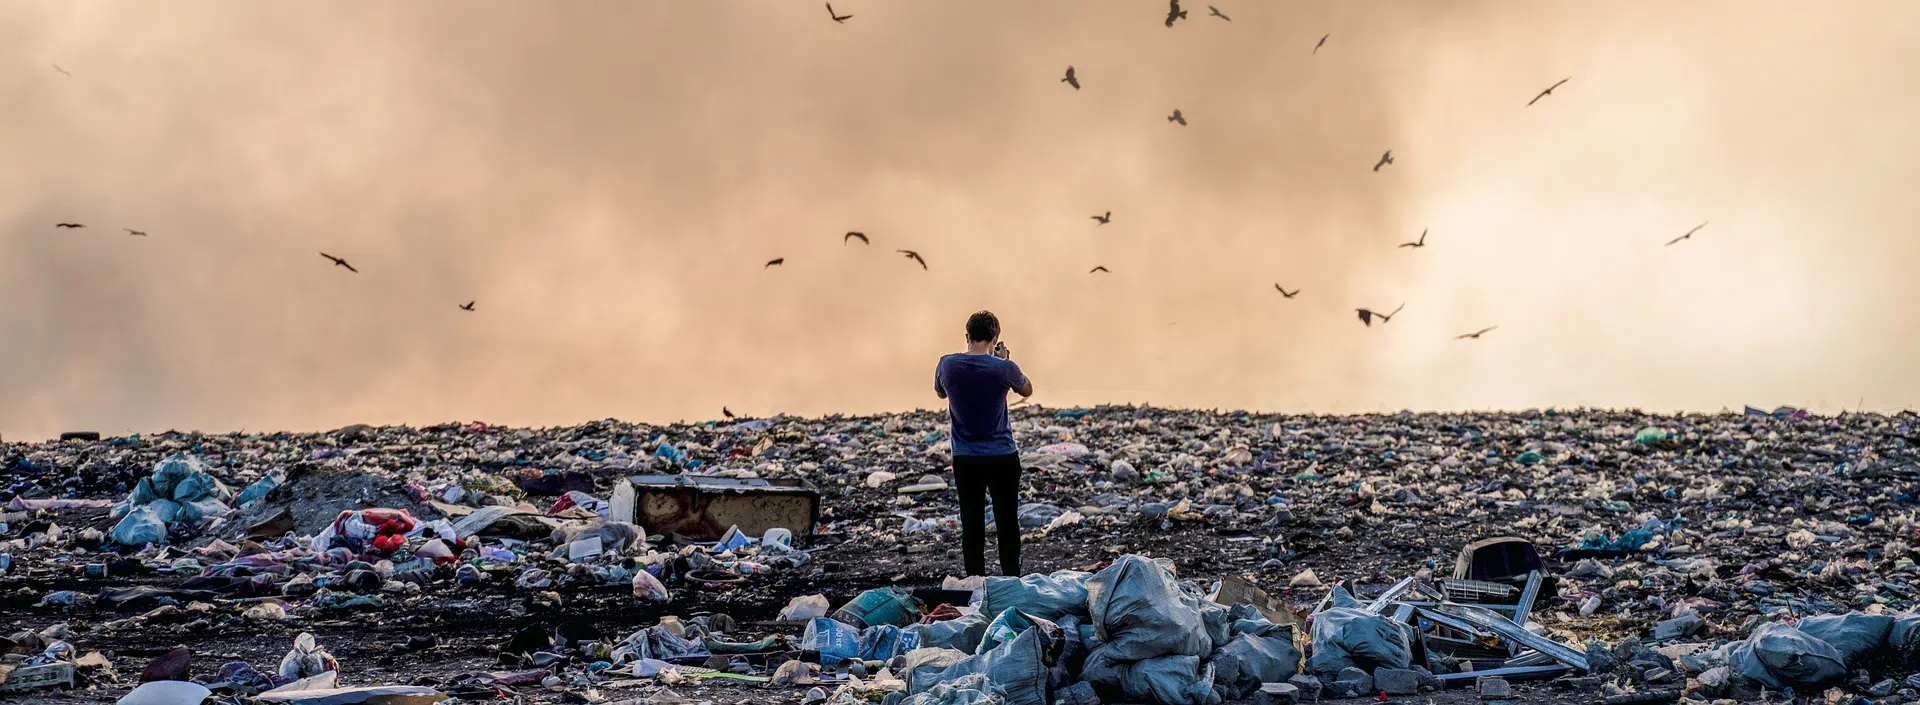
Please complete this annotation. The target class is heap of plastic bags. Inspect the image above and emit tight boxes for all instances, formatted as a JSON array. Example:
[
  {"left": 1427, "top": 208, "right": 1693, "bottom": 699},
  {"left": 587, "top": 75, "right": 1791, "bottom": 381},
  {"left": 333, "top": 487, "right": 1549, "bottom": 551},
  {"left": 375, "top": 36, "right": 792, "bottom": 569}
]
[
  {"left": 889, "top": 554, "right": 1302, "bottom": 705},
  {"left": 1716, "top": 612, "right": 1920, "bottom": 690},
  {"left": 108, "top": 454, "right": 235, "bottom": 546}
]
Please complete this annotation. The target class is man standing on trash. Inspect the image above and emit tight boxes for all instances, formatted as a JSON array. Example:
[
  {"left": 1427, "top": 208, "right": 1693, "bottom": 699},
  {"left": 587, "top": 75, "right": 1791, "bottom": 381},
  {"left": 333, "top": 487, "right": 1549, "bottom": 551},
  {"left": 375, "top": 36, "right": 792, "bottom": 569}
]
[{"left": 935, "top": 310, "right": 1035, "bottom": 577}]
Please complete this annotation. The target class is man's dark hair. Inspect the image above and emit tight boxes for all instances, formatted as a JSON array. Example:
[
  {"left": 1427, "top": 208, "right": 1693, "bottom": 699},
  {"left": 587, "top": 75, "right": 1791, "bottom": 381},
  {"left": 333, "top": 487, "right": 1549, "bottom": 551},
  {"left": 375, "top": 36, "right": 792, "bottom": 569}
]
[{"left": 966, "top": 310, "right": 1000, "bottom": 343}]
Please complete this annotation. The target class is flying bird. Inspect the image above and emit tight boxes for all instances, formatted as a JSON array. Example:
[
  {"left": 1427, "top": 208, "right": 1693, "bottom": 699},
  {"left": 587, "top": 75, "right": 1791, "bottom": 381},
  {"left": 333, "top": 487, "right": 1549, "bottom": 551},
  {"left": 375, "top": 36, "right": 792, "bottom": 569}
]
[
  {"left": 844, "top": 231, "right": 868, "bottom": 245},
  {"left": 52, "top": 64, "right": 71, "bottom": 77},
  {"left": 459, "top": 301, "right": 475, "bottom": 311},
  {"left": 1665, "top": 222, "right": 1707, "bottom": 247},
  {"left": 1089, "top": 266, "right": 1109, "bottom": 274},
  {"left": 1456, "top": 326, "right": 1498, "bottom": 340},
  {"left": 1208, "top": 5, "right": 1230, "bottom": 21},
  {"left": 1091, "top": 211, "right": 1110, "bottom": 225},
  {"left": 1398, "top": 228, "right": 1427, "bottom": 249},
  {"left": 1527, "top": 77, "right": 1570, "bottom": 106},
  {"left": 124, "top": 228, "right": 147, "bottom": 237},
  {"left": 1373, "top": 150, "right": 1393, "bottom": 172},
  {"left": 897, "top": 250, "right": 927, "bottom": 270},
  {"left": 765, "top": 258, "right": 784, "bottom": 268},
  {"left": 1274, "top": 284, "right": 1299, "bottom": 298},
  {"left": 319, "top": 253, "right": 358, "bottom": 273},
  {"left": 723, "top": 407, "right": 735, "bottom": 419},
  {"left": 54, "top": 223, "right": 85, "bottom": 229},
  {"left": 1168, "top": 109, "right": 1186, "bottom": 126},
  {"left": 1062, "top": 66, "right": 1079, "bottom": 90},
  {"left": 1165, "top": 0, "right": 1187, "bottom": 27},
  {"left": 1313, "top": 34, "right": 1329, "bottom": 54},
  {"left": 826, "top": 2, "right": 852, "bottom": 23},
  {"left": 1355, "top": 303, "right": 1404, "bottom": 327}
]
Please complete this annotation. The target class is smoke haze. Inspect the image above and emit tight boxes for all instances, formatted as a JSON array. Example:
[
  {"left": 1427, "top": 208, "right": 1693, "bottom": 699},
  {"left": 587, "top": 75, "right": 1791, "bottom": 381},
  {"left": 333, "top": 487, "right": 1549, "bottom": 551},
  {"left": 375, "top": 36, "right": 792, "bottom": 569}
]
[{"left": 3, "top": 1, "right": 1918, "bottom": 439}]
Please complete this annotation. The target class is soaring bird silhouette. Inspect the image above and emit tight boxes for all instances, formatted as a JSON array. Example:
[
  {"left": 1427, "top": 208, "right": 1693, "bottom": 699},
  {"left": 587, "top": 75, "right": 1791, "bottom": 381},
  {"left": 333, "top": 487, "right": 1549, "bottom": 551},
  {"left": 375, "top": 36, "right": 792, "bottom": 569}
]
[
  {"left": 1062, "top": 66, "right": 1079, "bottom": 90},
  {"left": 124, "top": 228, "right": 147, "bottom": 237},
  {"left": 765, "top": 258, "right": 784, "bottom": 269},
  {"left": 1313, "top": 34, "right": 1329, "bottom": 54},
  {"left": 52, "top": 64, "right": 71, "bottom": 77},
  {"left": 1168, "top": 109, "right": 1186, "bottom": 126},
  {"left": 1356, "top": 303, "right": 1404, "bottom": 327},
  {"left": 826, "top": 2, "right": 852, "bottom": 23},
  {"left": 1528, "top": 77, "right": 1570, "bottom": 106},
  {"left": 1165, "top": 0, "right": 1187, "bottom": 27},
  {"left": 1398, "top": 228, "right": 1427, "bottom": 249},
  {"left": 1373, "top": 150, "right": 1393, "bottom": 172},
  {"left": 898, "top": 250, "right": 927, "bottom": 270},
  {"left": 723, "top": 407, "right": 735, "bottom": 419},
  {"left": 1208, "top": 5, "right": 1230, "bottom": 21},
  {"left": 1091, "top": 211, "right": 1111, "bottom": 225},
  {"left": 319, "top": 253, "right": 358, "bottom": 273},
  {"left": 1666, "top": 222, "right": 1707, "bottom": 247},
  {"left": 54, "top": 223, "right": 85, "bottom": 229},
  {"left": 1089, "top": 266, "right": 1110, "bottom": 274},
  {"left": 1456, "top": 326, "right": 1498, "bottom": 340},
  {"left": 1274, "top": 284, "right": 1299, "bottom": 298},
  {"left": 844, "top": 231, "right": 868, "bottom": 245},
  {"left": 459, "top": 301, "right": 476, "bottom": 311}
]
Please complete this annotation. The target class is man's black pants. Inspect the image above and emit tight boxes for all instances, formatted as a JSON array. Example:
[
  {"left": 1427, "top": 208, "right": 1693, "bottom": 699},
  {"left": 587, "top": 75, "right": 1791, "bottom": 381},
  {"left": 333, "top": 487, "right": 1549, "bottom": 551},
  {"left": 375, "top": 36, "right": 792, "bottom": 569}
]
[{"left": 953, "top": 453, "right": 1023, "bottom": 577}]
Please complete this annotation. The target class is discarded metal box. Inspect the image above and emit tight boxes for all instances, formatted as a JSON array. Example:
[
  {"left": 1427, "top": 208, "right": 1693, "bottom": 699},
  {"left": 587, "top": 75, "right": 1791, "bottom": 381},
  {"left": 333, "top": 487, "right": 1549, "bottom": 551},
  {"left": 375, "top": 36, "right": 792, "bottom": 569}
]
[
  {"left": 0, "top": 662, "right": 76, "bottom": 694},
  {"left": 628, "top": 474, "right": 820, "bottom": 541},
  {"left": 1455, "top": 536, "right": 1544, "bottom": 584}
]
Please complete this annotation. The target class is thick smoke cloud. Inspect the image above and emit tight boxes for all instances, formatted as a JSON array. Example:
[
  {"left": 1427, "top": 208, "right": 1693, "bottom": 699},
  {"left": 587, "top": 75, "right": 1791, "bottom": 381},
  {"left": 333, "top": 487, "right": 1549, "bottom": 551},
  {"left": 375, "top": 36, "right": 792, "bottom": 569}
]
[{"left": 1, "top": 1, "right": 1916, "bottom": 439}]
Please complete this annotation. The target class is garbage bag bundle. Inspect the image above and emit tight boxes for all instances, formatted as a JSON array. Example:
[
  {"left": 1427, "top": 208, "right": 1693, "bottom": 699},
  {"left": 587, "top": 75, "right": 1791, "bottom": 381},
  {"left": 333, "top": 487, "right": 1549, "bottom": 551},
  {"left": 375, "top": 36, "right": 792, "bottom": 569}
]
[
  {"left": 109, "top": 454, "right": 235, "bottom": 542},
  {"left": 1079, "top": 555, "right": 1221, "bottom": 705},
  {"left": 1210, "top": 633, "right": 1303, "bottom": 700},
  {"left": 1101, "top": 655, "right": 1219, "bottom": 705},
  {"left": 902, "top": 648, "right": 973, "bottom": 693},
  {"left": 110, "top": 506, "right": 169, "bottom": 546},
  {"left": 278, "top": 632, "right": 339, "bottom": 681},
  {"left": 1795, "top": 613, "right": 1895, "bottom": 666},
  {"left": 907, "top": 607, "right": 990, "bottom": 653},
  {"left": 233, "top": 469, "right": 285, "bottom": 508},
  {"left": 1888, "top": 614, "right": 1920, "bottom": 669},
  {"left": 802, "top": 618, "right": 864, "bottom": 664},
  {"left": 981, "top": 570, "right": 1093, "bottom": 622},
  {"left": 924, "top": 627, "right": 1054, "bottom": 705},
  {"left": 1306, "top": 587, "right": 1412, "bottom": 673},
  {"left": 861, "top": 624, "right": 922, "bottom": 661},
  {"left": 1085, "top": 555, "right": 1214, "bottom": 661},
  {"left": 978, "top": 608, "right": 1058, "bottom": 656},
  {"left": 903, "top": 672, "right": 1007, "bottom": 705},
  {"left": 1723, "top": 621, "right": 1848, "bottom": 689}
]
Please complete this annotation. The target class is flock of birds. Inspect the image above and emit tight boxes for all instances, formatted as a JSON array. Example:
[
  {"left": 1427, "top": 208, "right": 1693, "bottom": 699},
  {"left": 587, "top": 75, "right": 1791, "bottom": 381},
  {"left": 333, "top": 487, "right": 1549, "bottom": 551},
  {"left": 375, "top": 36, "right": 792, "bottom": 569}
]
[
  {"left": 44, "top": 1, "right": 1711, "bottom": 335},
  {"left": 752, "top": 1, "right": 1720, "bottom": 340}
]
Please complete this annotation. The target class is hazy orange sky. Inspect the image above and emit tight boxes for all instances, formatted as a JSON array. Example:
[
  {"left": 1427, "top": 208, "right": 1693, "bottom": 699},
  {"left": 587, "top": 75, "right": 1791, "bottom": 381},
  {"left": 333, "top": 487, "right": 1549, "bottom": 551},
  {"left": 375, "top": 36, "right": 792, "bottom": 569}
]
[{"left": 3, "top": 1, "right": 1917, "bottom": 439}]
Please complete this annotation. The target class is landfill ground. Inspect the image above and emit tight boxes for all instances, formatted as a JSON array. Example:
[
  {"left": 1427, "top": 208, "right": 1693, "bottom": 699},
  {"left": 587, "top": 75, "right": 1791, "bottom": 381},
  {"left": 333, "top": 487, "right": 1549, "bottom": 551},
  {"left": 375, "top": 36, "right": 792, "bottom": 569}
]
[{"left": 5, "top": 406, "right": 1920, "bottom": 704}]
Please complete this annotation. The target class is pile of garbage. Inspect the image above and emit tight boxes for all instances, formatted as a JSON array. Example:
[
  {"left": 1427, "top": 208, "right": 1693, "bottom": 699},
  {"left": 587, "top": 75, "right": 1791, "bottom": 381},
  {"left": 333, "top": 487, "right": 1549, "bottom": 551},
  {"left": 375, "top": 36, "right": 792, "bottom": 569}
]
[
  {"left": 109, "top": 454, "right": 235, "bottom": 546},
  {"left": 6, "top": 407, "right": 1920, "bottom": 702}
]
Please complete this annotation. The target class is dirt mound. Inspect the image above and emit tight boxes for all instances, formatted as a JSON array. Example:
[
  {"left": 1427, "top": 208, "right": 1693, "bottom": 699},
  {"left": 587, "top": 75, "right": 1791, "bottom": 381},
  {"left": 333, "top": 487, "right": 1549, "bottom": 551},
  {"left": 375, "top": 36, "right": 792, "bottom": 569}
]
[{"left": 226, "top": 466, "right": 440, "bottom": 536}]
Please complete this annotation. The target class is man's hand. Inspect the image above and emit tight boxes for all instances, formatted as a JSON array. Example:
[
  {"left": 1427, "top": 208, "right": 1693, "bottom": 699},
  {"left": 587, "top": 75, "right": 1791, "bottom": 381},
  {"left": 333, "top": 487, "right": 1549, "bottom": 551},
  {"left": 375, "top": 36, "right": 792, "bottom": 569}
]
[{"left": 992, "top": 342, "right": 1010, "bottom": 360}]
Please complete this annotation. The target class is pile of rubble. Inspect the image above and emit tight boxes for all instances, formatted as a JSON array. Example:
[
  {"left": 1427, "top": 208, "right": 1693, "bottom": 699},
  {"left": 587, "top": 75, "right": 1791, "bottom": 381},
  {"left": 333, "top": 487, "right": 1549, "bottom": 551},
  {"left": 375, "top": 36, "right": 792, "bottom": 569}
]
[{"left": 3, "top": 406, "right": 1920, "bottom": 704}]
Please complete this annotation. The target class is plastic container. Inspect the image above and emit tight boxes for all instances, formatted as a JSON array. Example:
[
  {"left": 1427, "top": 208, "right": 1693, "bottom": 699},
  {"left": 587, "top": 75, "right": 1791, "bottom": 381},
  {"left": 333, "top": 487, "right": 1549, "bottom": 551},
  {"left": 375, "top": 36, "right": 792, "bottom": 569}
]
[
  {"left": 832, "top": 587, "right": 922, "bottom": 629},
  {"left": 800, "top": 618, "right": 862, "bottom": 664}
]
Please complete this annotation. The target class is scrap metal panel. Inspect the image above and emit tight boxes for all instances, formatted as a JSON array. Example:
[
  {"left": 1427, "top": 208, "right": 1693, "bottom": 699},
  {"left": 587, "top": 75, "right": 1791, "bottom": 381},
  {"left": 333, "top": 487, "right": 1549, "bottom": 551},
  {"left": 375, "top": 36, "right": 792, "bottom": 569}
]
[{"left": 629, "top": 474, "right": 821, "bottom": 540}]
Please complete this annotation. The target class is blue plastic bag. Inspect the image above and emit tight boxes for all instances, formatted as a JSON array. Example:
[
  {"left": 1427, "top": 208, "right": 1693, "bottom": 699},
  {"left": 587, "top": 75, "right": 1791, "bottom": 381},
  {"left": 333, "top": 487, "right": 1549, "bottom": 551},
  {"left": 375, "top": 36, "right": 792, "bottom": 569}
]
[{"left": 801, "top": 618, "right": 862, "bottom": 664}]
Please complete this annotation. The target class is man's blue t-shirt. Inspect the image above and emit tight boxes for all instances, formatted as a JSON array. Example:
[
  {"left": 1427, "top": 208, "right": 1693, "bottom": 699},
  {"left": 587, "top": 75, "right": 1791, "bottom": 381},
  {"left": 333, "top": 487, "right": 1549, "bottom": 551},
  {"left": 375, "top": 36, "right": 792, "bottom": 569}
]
[{"left": 935, "top": 353, "right": 1028, "bottom": 457}]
